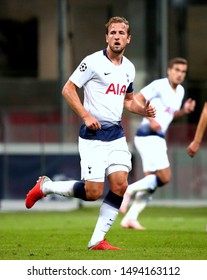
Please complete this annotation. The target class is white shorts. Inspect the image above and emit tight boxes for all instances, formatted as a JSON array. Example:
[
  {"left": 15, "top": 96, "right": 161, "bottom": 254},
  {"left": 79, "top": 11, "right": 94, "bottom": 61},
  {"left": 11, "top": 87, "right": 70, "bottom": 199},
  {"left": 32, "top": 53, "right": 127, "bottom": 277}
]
[
  {"left": 134, "top": 135, "right": 169, "bottom": 172},
  {"left": 79, "top": 136, "right": 132, "bottom": 182}
]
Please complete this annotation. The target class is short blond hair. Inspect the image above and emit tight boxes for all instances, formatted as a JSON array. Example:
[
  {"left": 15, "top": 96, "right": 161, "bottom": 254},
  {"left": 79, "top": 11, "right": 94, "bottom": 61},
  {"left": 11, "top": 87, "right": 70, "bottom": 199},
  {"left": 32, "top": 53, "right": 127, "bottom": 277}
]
[{"left": 105, "top": 16, "right": 130, "bottom": 35}]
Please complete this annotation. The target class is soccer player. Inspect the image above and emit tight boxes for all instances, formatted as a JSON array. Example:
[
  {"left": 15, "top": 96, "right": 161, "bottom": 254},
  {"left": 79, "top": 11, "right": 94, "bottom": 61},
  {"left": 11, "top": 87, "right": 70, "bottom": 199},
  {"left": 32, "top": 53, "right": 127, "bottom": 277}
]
[
  {"left": 25, "top": 16, "right": 156, "bottom": 250},
  {"left": 187, "top": 101, "right": 207, "bottom": 157},
  {"left": 120, "top": 57, "right": 196, "bottom": 230}
]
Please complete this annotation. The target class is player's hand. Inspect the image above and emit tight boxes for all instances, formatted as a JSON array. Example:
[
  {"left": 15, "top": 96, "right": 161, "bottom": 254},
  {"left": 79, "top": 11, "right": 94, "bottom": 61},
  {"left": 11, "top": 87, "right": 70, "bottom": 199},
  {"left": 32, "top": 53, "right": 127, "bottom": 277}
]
[
  {"left": 184, "top": 98, "right": 196, "bottom": 114},
  {"left": 144, "top": 100, "right": 156, "bottom": 118},
  {"left": 186, "top": 141, "right": 200, "bottom": 157},
  {"left": 84, "top": 115, "right": 101, "bottom": 130}
]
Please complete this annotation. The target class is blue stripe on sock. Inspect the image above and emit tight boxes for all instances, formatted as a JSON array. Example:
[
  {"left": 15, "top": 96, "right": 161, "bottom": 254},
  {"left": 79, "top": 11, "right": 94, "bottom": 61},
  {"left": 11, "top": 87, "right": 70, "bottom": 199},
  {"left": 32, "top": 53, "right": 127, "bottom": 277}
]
[
  {"left": 73, "top": 181, "right": 87, "bottom": 201},
  {"left": 103, "top": 190, "right": 123, "bottom": 209},
  {"left": 156, "top": 176, "right": 165, "bottom": 187}
]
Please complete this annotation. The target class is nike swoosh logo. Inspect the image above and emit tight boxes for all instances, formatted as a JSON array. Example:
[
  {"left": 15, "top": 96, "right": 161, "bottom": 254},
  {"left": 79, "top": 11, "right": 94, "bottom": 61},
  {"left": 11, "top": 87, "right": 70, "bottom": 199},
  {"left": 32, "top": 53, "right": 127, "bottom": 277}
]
[{"left": 104, "top": 72, "right": 111, "bottom": 75}]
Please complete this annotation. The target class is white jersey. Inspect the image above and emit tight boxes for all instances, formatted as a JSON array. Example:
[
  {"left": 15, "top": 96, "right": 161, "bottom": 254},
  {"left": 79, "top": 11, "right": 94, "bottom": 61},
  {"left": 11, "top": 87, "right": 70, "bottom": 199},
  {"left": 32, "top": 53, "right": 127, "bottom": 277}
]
[
  {"left": 69, "top": 49, "right": 135, "bottom": 125},
  {"left": 140, "top": 78, "right": 185, "bottom": 134}
]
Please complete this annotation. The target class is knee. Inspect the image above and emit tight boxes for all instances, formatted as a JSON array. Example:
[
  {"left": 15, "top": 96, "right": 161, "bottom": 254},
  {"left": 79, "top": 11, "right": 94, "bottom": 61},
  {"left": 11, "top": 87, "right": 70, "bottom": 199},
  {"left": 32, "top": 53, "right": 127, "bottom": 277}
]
[{"left": 112, "top": 181, "right": 128, "bottom": 196}]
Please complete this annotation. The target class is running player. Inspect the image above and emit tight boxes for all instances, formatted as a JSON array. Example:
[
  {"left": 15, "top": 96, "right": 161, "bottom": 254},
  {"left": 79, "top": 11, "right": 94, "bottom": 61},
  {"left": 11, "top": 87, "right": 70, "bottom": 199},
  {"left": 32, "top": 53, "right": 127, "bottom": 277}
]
[
  {"left": 120, "top": 57, "right": 196, "bottom": 230},
  {"left": 25, "top": 16, "right": 156, "bottom": 250}
]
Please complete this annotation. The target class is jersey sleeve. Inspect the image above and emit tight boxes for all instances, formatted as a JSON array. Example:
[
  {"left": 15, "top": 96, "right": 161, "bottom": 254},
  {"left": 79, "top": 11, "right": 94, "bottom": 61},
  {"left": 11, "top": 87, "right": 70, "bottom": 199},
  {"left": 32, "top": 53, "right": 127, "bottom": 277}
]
[
  {"left": 69, "top": 56, "right": 94, "bottom": 88},
  {"left": 126, "top": 61, "right": 135, "bottom": 93},
  {"left": 126, "top": 82, "right": 134, "bottom": 93}
]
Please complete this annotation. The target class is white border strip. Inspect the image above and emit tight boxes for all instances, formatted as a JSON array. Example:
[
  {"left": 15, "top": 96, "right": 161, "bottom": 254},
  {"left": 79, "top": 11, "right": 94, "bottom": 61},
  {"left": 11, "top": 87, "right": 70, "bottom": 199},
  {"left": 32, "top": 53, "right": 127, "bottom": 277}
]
[{"left": 0, "top": 143, "right": 79, "bottom": 154}]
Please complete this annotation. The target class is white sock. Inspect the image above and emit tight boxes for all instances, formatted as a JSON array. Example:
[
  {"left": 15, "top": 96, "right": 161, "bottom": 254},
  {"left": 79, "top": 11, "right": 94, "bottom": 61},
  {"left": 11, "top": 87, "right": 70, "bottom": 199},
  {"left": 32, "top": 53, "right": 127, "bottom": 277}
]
[
  {"left": 42, "top": 180, "right": 77, "bottom": 197},
  {"left": 88, "top": 202, "right": 118, "bottom": 248},
  {"left": 127, "top": 174, "right": 157, "bottom": 195},
  {"left": 124, "top": 191, "right": 151, "bottom": 221}
]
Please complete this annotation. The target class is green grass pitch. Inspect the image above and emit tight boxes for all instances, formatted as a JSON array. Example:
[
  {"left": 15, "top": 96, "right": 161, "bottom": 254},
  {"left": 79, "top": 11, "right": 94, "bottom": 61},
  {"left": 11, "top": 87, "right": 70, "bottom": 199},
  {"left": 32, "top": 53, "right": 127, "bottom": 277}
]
[{"left": 0, "top": 205, "right": 206, "bottom": 260}]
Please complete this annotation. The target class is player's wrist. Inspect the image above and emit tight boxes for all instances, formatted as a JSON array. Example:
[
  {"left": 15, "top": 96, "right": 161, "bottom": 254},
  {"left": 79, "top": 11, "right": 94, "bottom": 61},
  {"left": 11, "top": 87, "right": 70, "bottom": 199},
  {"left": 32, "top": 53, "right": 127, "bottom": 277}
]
[{"left": 193, "top": 139, "right": 201, "bottom": 145}]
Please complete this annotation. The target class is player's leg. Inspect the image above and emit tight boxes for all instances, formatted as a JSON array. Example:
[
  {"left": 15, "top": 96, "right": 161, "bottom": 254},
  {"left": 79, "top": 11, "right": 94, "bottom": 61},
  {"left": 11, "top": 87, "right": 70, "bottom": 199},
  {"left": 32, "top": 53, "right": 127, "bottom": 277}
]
[
  {"left": 88, "top": 169, "right": 128, "bottom": 250},
  {"left": 25, "top": 176, "right": 75, "bottom": 208},
  {"left": 120, "top": 135, "right": 170, "bottom": 214},
  {"left": 119, "top": 174, "right": 158, "bottom": 213},
  {"left": 43, "top": 179, "right": 105, "bottom": 200},
  {"left": 120, "top": 167, "right": 171, "bottom": 229},
  {"left": 120, "top": 190, "right": 151, "bottom": 229},
  {"left": 88, "top": 137, "right": 131, "bottom": 250},
  {"left": 25, "top": 176, "right": 105, "bottom": 209},
  {"left": 120, "top": 135, "right": 155, "bottom": 213},
  {"left": 25, "top": 137, "right": 106, "bottom": 209},
  {"left": 120, "top": 166, "right": 171, "bottom": 229}
]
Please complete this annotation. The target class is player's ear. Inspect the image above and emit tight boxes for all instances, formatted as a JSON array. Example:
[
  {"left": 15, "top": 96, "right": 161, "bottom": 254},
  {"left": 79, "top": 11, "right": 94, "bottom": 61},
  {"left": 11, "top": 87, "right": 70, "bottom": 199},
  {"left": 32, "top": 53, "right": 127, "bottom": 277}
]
[
  {"left": 105, "top": 34, "right": 109, "bottom": 44},
  {"left": 127, "top": 35, "right": 131, "bottom": 44}
]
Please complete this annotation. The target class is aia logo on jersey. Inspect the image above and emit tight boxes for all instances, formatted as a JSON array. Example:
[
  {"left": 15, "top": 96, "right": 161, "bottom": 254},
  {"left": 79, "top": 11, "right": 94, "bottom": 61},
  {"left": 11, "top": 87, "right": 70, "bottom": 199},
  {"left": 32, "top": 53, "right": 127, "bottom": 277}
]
[
  {"left": 165, "top": 107, "right": 174, "bottom": 115},
  {"left": 105, "top": 83, "right": 126, "bottom": 95},
  {"left": 79, "top": 63, "right": 87, "bottom": 72}
]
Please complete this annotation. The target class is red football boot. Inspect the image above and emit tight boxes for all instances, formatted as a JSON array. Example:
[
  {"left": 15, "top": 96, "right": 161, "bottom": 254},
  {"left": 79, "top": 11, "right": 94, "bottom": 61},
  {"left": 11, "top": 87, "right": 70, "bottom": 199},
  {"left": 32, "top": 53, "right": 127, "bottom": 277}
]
[
  {"left": 89, "top": 239, "right": 121, "bottom": 250},
  {"left": 25, "top": 176, "right": 48, "bottom": 209}
]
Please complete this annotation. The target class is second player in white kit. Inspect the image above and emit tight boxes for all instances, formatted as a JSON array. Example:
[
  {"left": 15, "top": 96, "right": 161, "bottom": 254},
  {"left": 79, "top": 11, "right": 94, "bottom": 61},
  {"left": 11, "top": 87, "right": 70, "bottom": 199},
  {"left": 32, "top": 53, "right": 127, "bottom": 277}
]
[{"left": 120, "top": 57, "right": 196, "bottom": 230}]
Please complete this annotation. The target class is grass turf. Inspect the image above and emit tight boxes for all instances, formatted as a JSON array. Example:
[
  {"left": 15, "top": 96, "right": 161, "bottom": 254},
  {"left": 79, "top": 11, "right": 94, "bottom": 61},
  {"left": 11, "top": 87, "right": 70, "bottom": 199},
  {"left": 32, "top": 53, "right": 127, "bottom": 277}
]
[{"left": 0, "top": 206, "right": 206, "bottom": 260}]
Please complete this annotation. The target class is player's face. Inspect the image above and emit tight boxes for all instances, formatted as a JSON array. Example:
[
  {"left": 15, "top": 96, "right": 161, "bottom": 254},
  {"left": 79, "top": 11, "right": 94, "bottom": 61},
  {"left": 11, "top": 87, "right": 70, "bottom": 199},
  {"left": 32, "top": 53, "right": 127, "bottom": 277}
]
[
  {"left": 168, "top": 63, "right": 187, "bottom": 86},
  {"left": 105, "top": 22, "right": 131, "bottom": 54}
]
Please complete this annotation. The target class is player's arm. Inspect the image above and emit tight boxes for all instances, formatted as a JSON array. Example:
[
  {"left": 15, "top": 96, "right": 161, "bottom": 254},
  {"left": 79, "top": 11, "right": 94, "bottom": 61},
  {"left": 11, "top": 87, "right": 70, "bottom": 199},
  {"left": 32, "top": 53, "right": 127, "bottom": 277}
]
[
  {"left": 174, "top": 98, "right": 196, "bottom": 118},
  {"left": 187, "top": 102, "right": 207, "bottom": 157},
  {"left": 124, "top": 91, "right": 156, "bottom": 118},
  {"left": 136, "top": 92, "right": 161, "bottom": 131},
  {"left": 62, "top": 80, "right": 101, "bottom": 130}
]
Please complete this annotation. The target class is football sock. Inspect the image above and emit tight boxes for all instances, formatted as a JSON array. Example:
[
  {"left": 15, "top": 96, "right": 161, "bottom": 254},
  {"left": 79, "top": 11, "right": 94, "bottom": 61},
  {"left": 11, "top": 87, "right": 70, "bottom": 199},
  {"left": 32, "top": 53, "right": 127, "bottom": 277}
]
[
  {"left": 73, "top": 181, "right": 87, "bottom": 200},
  {"left": 127, "top": 174, "right": 158, "bottom": 194},
  {"left": 42, "top": 180, "right": 82, "bottom": 198},
  {"left": 88, "top": 191, "right": 122, "bottom": 247},
  {"left": 124, "top": 191, "right": 151, "bottom": 221}
]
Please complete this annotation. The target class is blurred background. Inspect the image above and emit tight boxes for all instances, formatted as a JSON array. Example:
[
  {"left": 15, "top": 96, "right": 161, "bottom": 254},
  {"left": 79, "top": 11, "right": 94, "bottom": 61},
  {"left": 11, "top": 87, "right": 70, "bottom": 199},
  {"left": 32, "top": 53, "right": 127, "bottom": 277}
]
[{"left": 0, "top": 0, "right": 207, "bottom": 204}]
